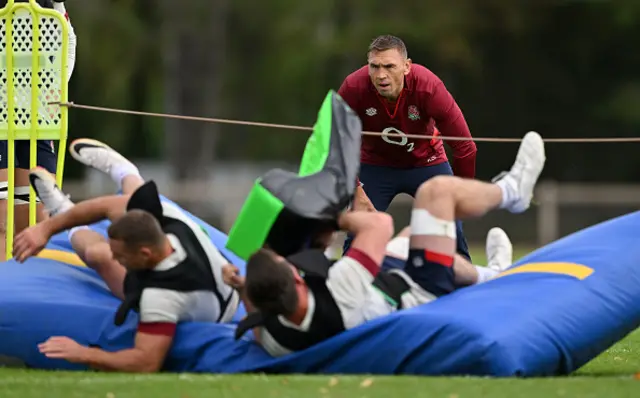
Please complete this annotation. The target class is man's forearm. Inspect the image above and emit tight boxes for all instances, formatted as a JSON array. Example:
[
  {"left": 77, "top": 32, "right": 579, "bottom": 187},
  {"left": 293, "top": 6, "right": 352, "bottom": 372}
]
[
  {"left": 452, "top": 151, "right": 477, "bottom": 179},
  {"left": 428, "top": 82, "right": 477, "bottom": 178},
  {"left": 338, "top": 211, "right": 384, "bottom": 234},
  {"left": 42, "top": 195, "right": 126, "bottom": 237},
  {"left": 83, "top": 347, "right": 159, "bottom": 373},
  {"left": 439, "top": 117, "right": 476, "bottom": 177}
]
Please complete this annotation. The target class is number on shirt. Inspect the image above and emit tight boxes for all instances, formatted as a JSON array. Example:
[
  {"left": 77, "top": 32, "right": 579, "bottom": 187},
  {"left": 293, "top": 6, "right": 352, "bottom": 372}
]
[{"left": 381, "top": 127, "right": 414, "bottom": 152}]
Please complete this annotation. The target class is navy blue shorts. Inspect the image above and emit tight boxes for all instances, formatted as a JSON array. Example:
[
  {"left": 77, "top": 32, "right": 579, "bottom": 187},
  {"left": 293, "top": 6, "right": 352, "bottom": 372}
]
[
  {"left": 0, "top": 140, "right": 57, "bottom": 174},
  {"left": 381, "top": 252, "right": 457, "bottom": 296},
  {"left": 404, "top": 249, "right": 456, "bottom": 296},
  {"left": 381, "top": 255, "right": 405, "bottom": 272}
]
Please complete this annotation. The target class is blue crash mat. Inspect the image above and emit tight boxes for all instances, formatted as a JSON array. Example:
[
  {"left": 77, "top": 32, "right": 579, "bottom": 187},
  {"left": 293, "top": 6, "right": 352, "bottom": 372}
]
[{"left": 0, "top": 198, "right": 639, "bottom": 376}]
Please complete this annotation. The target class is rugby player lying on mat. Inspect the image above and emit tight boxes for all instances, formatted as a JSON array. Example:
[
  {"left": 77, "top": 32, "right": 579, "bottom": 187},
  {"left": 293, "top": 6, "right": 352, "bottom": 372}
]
[
  {"left": 12, "top": 139, "right": 240, "bottom": 372},
  {"left": 232, "top": 131, "right": 544, "bottom": 357}
]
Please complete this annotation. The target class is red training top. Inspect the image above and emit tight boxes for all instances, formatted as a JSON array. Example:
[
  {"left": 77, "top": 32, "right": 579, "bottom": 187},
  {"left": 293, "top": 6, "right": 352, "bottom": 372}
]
[{"left": 338, "top": 64, "right": 477, "bottom": 178}]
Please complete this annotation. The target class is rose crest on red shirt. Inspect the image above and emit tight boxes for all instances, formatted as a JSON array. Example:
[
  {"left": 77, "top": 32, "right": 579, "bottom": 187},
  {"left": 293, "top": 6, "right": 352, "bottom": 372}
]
[{"left": 408, "top": 105, "right": 420, "bottom": 121}]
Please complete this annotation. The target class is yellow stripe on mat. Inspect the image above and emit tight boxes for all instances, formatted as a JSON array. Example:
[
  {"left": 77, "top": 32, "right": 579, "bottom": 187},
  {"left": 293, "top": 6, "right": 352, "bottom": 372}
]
[
  {"left": 496, "top": 262, "right": 594, "bottom": 280},
  {"left": 31, "top": 253, "right": 595, "bottom": 280},
  {"left": 36, "top": 249, "right": 86, "bottom": 267}
]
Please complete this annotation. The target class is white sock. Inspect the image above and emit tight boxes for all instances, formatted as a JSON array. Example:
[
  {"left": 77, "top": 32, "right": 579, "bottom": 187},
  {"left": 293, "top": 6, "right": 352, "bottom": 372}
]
[
  {"left": 495, "top": 177, "right": 516, "bottom": 210},
  {"left": 57, "top": 199, "right": 75, "bottom": 215},
  {"left": 50, "top": 196, "right": 75, "bottom": 217},
  {"left": 68, "top": 225, "right": 90, "bottom": 241},
  {"left": 110, "top": 163, "right": 140, "bottom": 190},
  {"left": 475, "top": 265, "right": 499, "bottom": 284},
  {"left": 385, "top": 236, "right": 409, "bottom": 261}
]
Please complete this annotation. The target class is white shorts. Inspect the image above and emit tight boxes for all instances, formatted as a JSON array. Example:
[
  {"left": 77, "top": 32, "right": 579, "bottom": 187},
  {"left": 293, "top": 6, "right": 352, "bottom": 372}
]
[
  {"left": 385, "top": 236, "right": 409, "bottom": 260},
  {"left": 53, "top": 2, "right": 76, "bottom": 82}
]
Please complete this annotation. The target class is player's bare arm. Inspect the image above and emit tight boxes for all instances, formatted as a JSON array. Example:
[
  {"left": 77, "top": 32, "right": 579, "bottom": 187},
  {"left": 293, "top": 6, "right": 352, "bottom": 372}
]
[
  {"left": 316, "top": 212, "right": 396, "bottom": 322},
  {"left": 426, "top": 82, "right": 477, "bottom": 178},
  {"left": 339, "top": 211, "right": 394, "bottom": 267},
  {"left": 12, "top": 195, "right": 130, "bottom": 262},
  {"left": 38, "top": 331, "right": 173, "bottom": 373},
  {"left": 40, "top": 194, "right": 129, "bottom": 237}
]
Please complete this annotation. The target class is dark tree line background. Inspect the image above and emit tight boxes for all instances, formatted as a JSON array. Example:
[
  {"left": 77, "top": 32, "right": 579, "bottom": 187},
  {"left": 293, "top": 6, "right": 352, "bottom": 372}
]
[{"left": 63, "top": 0, "right": 640, "bottom": 184}]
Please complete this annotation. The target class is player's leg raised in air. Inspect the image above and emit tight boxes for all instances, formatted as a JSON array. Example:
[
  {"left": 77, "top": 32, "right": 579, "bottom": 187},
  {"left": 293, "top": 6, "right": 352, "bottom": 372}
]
[
  {"left": 401, "top": 162, "right": 472, "bottom": 262},
  {"left": 403, "top": 132, "right": 544, "bottom": 296},
  {"left": 0, "top": 141, "right": 58, "bottom": 260},
  {"left": 29, "top": 139, "right": 143, "bottom": 299}
]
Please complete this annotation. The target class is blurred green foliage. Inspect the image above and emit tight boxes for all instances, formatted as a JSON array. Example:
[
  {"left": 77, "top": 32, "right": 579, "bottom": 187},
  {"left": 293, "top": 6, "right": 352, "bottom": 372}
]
[{"left": 62, "top": 0, "right": 640, "bottom": 182}]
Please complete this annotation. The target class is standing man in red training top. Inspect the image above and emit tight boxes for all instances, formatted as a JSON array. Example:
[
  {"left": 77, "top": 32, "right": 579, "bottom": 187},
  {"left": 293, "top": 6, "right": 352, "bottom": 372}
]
[{"left": 338, "top": 35, "right": 476, "bottom": 261}]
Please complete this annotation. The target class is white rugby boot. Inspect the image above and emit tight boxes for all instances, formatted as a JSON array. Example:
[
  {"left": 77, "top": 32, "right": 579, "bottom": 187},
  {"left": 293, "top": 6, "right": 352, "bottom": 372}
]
[
  {"left": 492, "top": 131, "right": 546, "bottom": 213},
  {"left": 28, "top": 167, "right": 74, "bottom": 217},
  {"left": 69, "top": 138, "right": 137, "bottom": 177},
  {"left": 485, "top": 227, "right": 513, "bottom": 273}
]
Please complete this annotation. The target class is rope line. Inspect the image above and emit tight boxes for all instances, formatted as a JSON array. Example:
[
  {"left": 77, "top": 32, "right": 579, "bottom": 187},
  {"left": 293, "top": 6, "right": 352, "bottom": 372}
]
[{"left": 50, "top": 101, "right": 640, "bottom": 143}]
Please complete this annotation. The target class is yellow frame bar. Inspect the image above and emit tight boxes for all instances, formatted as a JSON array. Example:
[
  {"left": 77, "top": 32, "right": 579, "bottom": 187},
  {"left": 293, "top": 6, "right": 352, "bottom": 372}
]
[
  {"left": 29, "top": 1, "right": 41, "bottom": 226},
  {"left": 0, "top": 0, "right": 69, "bottom": 260}
]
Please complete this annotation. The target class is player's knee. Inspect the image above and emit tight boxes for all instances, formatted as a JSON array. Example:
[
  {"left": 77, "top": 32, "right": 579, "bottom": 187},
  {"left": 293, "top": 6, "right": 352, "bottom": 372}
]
[
  {"left": 416, "top": 175, "right": 455, "bottom": 201},
  {"left": 83, "top": 243, "right": 113, "bottom": 269},
  {"left": 373, "top": 212, "right": 395, "bottom": 241}
]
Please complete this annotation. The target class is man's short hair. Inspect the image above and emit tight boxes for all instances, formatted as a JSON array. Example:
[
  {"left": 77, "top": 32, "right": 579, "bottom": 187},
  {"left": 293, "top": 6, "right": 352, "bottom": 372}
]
[
  {"left": 368, "top": 35, "right": 408, "bottom": 59},
  {"left": 107, "top": 209, "right": 165, "bottom": 248},
  {"left": 245, "top": 249, "right": 299, "bottom": 316}
]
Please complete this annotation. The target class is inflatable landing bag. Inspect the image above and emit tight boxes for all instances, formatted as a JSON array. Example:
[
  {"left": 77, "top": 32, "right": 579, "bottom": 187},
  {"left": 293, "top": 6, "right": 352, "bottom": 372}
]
[{"left": 226, "top": 90, "right": 362, "bottom": 259}]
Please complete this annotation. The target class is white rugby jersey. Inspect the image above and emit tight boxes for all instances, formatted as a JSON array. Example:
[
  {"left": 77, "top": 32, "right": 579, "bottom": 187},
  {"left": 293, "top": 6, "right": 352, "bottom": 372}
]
[{"left": 134, "top": 200, "right": 239, "bottom": 328}]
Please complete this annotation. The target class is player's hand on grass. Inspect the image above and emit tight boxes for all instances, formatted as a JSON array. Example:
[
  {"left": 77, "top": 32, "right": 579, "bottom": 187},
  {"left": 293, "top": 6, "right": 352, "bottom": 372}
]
[
  {"left": 38, "top": 336, "right": 88, "bottom": 363},
  {"left": 353, "top": 186, "right": 376, "bottom": 212},
  {"left": 12, "top": 224, "right": 51, "bottom": 262}
]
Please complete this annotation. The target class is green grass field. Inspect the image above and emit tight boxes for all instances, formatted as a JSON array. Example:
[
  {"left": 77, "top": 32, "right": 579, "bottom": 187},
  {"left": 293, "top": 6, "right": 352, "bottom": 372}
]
[{"left": 3, "top": 247, "right": 639, "bottom": 397}]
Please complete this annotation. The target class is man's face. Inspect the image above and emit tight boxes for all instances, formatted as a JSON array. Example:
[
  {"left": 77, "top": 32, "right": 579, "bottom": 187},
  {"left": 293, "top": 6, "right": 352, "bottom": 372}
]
[
  {"left": 367, "top": 48, "right": 411, "bottom": 100},
  {"left": 109, "top": 239, "right": 152, "bottom": 270}
]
